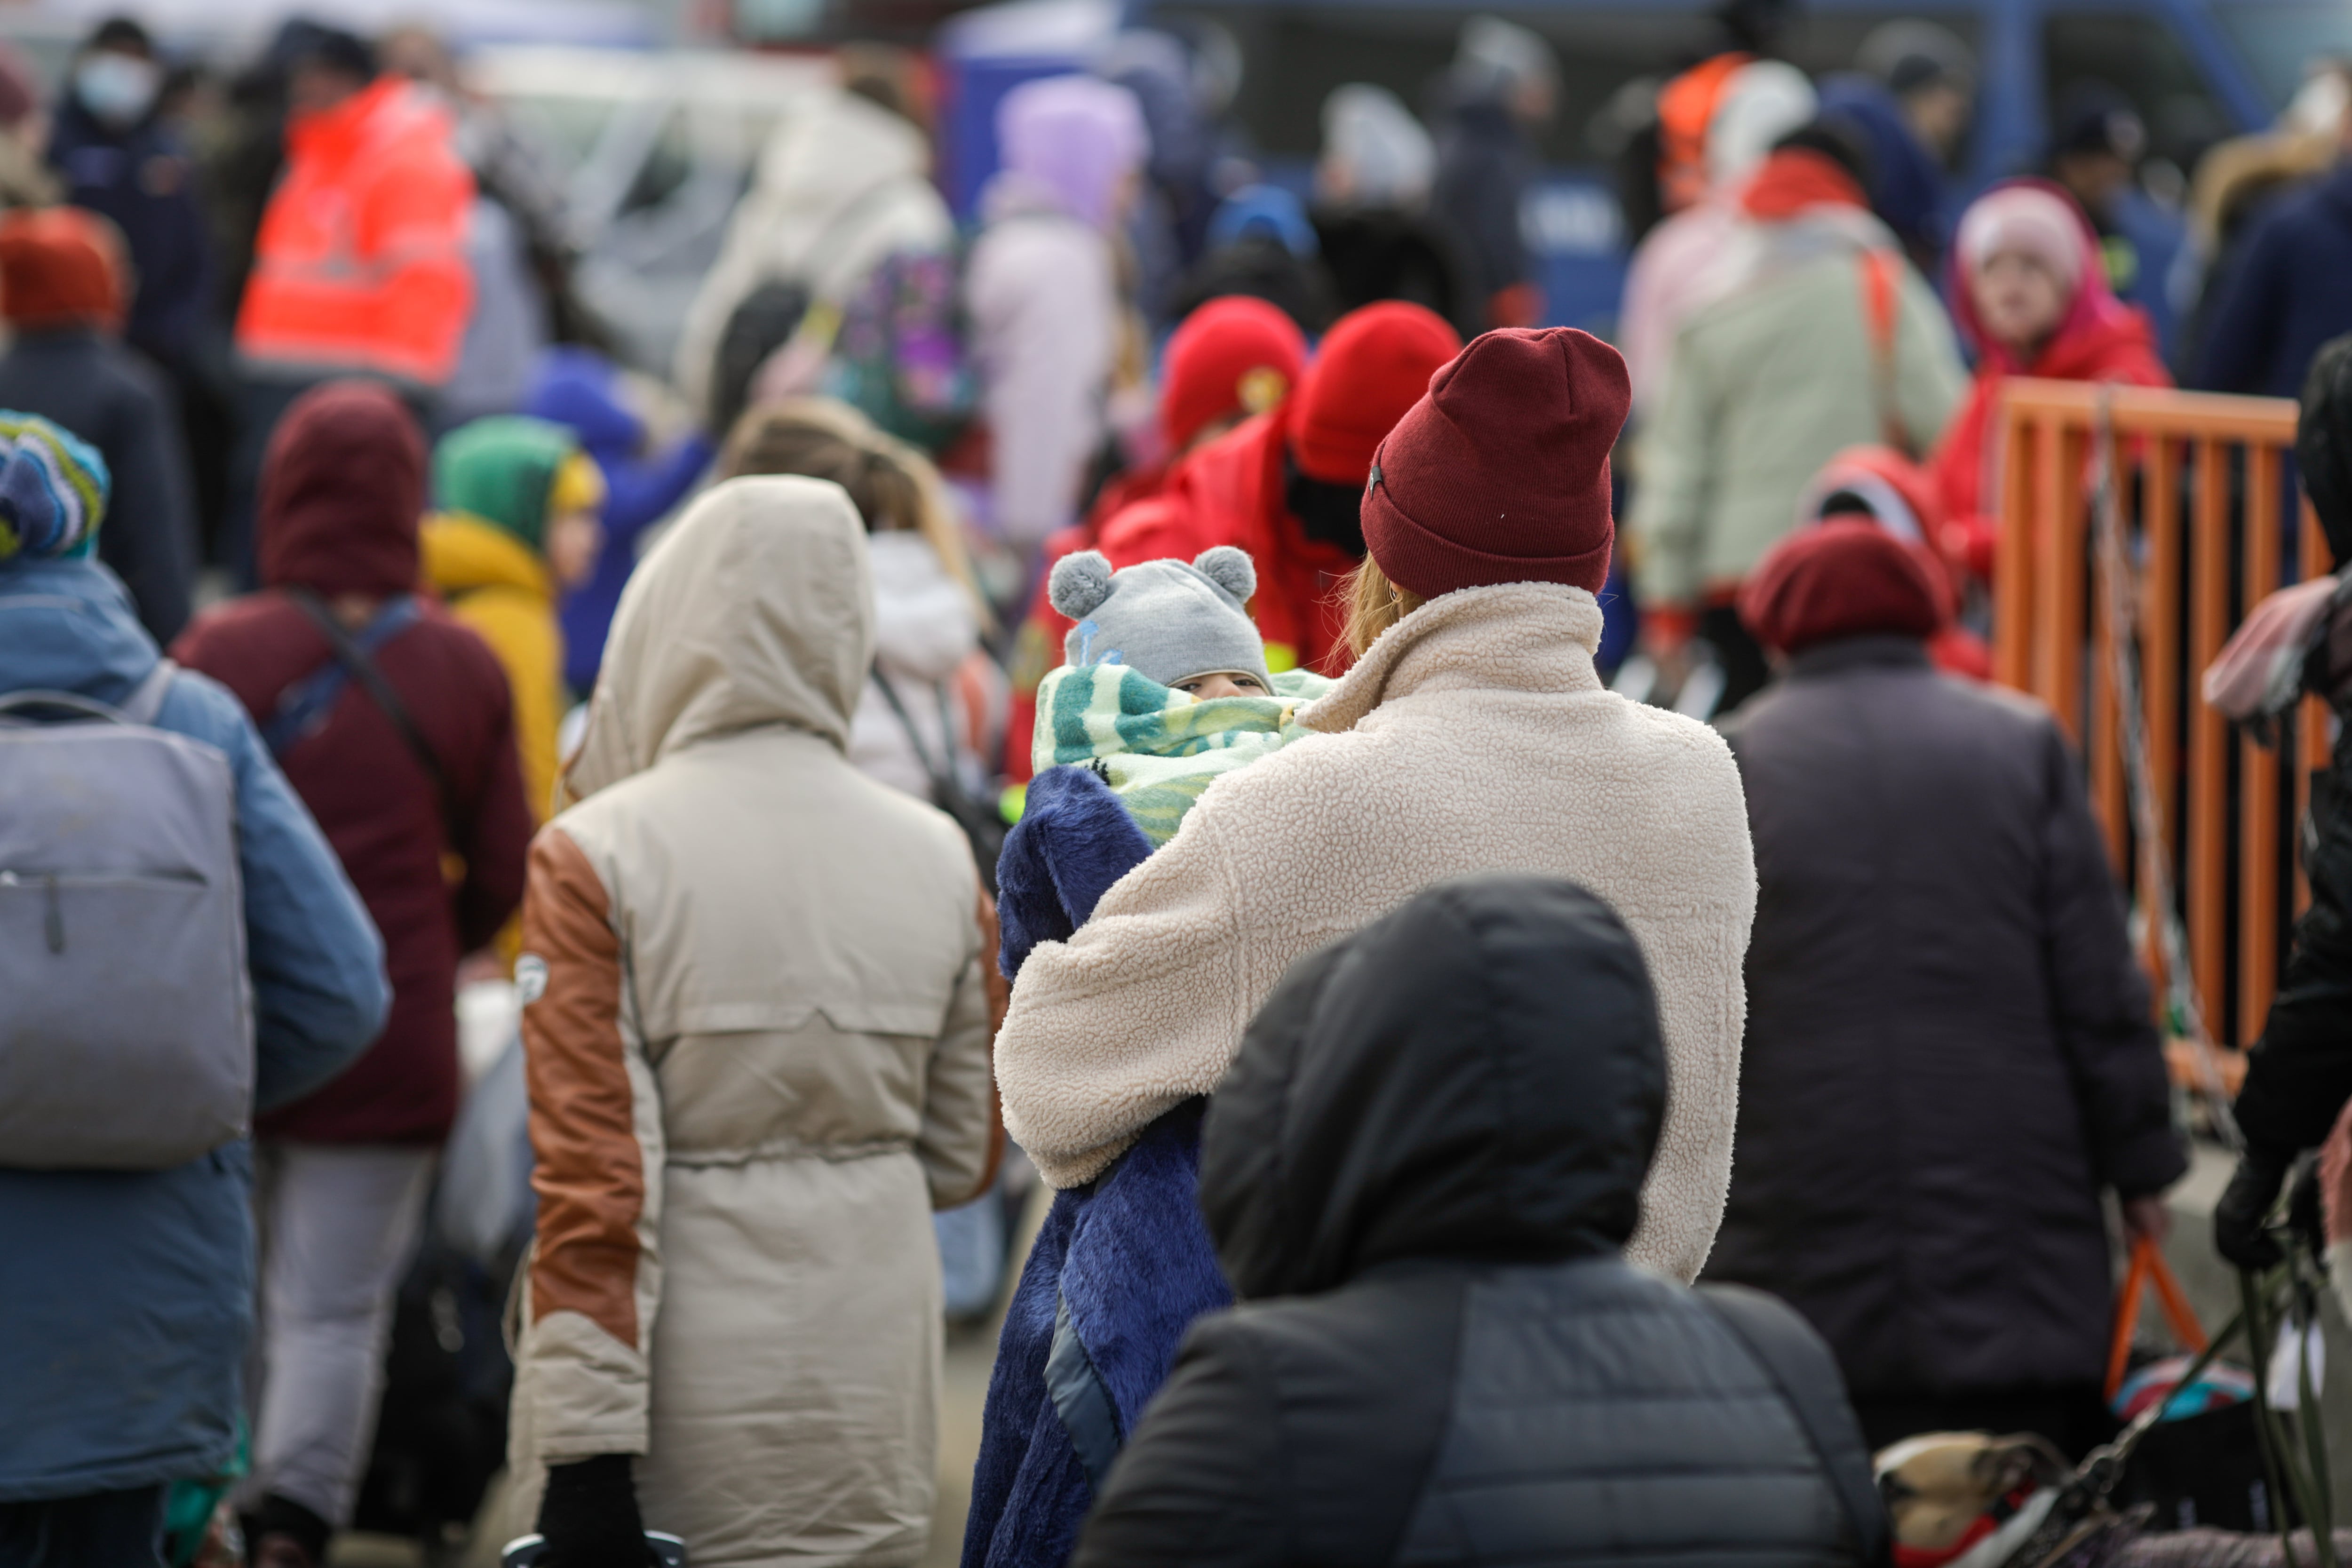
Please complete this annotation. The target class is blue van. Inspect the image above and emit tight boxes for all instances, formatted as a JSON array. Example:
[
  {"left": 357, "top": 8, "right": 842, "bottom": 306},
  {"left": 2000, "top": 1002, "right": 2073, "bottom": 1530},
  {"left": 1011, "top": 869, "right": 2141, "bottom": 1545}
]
[{"left": 939, "top": 0, "right": 2347, "bottom": 330}]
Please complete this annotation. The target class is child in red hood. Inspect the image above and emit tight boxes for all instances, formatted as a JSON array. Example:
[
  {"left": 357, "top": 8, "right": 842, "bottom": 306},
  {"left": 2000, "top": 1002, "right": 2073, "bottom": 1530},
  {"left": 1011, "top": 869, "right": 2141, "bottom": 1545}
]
[{"left": 1931, "top": 179, "right": 2170, "bottom": 584}]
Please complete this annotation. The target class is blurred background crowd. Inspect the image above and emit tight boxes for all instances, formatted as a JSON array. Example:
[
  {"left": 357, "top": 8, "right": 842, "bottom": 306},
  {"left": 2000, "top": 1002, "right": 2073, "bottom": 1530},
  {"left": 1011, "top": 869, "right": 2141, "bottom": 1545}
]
[
  {"left": 0, "top": 0, "right": 2346, "bottom": 714},
  {"left": 7, "top": 0, "right": 2352, "bottom": 1561}
]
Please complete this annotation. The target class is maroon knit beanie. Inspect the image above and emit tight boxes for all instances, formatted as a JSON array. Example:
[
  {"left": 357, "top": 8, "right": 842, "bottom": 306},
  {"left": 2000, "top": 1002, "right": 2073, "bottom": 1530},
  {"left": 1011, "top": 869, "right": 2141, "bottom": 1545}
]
[
  {"left": 1360, "top": 327, "right": 1629, "bottom": 599},
  {"left": 1737, "top": 519, "right": 1948, "bottom": 655}
]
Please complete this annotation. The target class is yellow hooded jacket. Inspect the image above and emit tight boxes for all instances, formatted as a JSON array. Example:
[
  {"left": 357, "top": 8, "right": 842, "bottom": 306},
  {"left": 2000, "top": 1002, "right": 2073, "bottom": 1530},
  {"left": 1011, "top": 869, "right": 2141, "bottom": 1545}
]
[{"left": 422, "top": 513, "right": 564, "bottom": 826}]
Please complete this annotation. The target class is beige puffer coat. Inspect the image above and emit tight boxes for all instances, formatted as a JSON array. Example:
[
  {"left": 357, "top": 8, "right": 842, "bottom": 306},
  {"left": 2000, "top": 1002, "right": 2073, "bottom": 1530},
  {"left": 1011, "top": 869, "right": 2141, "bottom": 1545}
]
[
  {"left": 995, "top": 582, "right": 1756, "bottom": 1283},
  {"left": 505, "top": 476, "right": 999, "bottom": 1566}
]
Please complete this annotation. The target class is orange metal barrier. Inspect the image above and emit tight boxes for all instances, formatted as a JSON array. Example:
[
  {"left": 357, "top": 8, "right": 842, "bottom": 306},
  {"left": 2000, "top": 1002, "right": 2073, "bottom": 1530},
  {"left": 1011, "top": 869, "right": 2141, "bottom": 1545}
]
[{"left": 1994, "top": 378, "right": 2334, "bottom": 1051}]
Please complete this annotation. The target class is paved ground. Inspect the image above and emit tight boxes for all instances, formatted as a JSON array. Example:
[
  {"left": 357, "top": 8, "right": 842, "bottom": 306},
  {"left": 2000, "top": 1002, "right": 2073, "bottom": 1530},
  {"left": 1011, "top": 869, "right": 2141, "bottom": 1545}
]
[{"left": 329, "top": 1189, "right": 1038, "bottom": 1568}]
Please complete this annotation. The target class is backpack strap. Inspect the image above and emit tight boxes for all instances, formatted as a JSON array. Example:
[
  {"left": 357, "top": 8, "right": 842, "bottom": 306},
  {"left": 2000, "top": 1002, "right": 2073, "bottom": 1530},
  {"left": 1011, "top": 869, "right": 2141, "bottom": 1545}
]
[
  {"left": 870, "top": 667, "right": 954, "bottom": 802},
  {"left": 1859, "top": 248, "right": 1913, "bottom": 457},
  {"left": 276, "top": 589, "right": 457, "bottom": 842},
  {"left": 1699, "top": 1284, "right": 1892, "bottom": 1568},
  {"left": 263, "top": 594, "right": 422, "bottom": 753},
  {"left": 121, "top": 659, "right": 178, "bottom": 726},
  {"left": 0, "top": 660, "right": 177, "bottom": 727}
]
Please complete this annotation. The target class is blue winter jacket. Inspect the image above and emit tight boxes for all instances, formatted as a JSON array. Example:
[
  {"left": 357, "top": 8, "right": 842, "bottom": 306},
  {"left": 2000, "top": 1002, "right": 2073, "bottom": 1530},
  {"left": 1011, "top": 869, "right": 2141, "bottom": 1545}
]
[
  {"left": 964, "top": 766, "right": 1232, "bottom": 1567},
  {"left": 0, "top": 557, "right": 388, "bottom": 1504},
  {"left": 524, "top": 348, "right": 714, "bottom": 697},
  {"left": 2193, "top": 164, "right": 2352, "bottom": 399},
  {"left": 2104, "top": 185, "right": 2190, "bottom": 368}
]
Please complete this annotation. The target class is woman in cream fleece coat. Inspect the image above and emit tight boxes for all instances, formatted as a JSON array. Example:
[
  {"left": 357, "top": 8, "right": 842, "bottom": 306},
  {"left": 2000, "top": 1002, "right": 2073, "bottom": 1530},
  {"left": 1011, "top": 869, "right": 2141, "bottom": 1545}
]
[
  {"left": 997, "top": 577, "right": 1754, "bottom": 1274},
  {"left": 975, "top": 331, "right": 1755, "bottom": 1556},
  {"left": 996, "top": 326, "right": 1754, "bottom": 1279}
]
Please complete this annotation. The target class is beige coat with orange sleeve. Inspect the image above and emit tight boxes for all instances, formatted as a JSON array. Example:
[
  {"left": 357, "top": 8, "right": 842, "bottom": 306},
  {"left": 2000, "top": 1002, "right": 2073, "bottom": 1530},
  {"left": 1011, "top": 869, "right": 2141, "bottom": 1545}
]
[{"left": 504, "top": 477, "right": 999, "bottom": 1568}]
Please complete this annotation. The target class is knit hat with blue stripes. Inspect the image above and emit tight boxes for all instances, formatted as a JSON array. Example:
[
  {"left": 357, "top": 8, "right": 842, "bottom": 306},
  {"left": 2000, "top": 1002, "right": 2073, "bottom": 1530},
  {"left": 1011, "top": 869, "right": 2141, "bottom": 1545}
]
[{"left": 0, "top": 412, "right": 110, "bottom": 564}]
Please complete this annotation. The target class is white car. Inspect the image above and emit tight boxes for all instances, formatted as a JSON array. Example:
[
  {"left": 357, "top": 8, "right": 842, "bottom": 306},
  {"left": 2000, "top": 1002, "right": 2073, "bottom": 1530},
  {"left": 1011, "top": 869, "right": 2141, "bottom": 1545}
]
[{"left": 466, "top": 44, "right": 831, "bottom": 373}]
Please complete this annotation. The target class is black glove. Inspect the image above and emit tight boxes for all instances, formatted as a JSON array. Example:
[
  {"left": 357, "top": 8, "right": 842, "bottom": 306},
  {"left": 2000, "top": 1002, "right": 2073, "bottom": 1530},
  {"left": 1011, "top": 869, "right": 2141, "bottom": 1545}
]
[
  {"left": 2216, "top": 1154, "right": 2290, "bottom": 1271},
  {"left": 2290, "top": 1155, "right": 2328, "bottom": 1263},
  {"left": 536, "top": 1453, "right": 653, "bottom": 1568}
]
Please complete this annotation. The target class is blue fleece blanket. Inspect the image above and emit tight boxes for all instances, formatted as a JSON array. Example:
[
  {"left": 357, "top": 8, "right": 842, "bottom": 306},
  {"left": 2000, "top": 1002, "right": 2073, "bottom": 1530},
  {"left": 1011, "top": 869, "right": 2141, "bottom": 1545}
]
[
  {"left": 971, "top": 767, "right": 1232, "bottom": 1565},
  {"left": 960, "top": 1100, "right": 1231, "bottom": 1568},
  {"left": 995, "top": 765, "right": 1153, "bottom": 979}
]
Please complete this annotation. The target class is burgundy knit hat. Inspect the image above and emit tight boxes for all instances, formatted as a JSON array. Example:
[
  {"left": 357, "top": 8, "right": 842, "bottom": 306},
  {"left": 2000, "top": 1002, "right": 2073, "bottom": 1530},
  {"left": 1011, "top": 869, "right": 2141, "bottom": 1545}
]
[
  {"left": 0, "top": 47, "right": 38, "bottom": 132},
  {"left": 1737, "top": 519, "right": 1949, "bottom": 655},
  {"left": 1360, "top": 326, "right": 1629, "bottom": 599}
]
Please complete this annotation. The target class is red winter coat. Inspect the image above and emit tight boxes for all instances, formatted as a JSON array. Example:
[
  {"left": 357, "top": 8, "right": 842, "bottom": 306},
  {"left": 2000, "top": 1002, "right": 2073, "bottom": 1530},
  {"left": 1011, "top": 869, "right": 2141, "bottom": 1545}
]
[
  {"left": 1931, "top": 180, "right": 2171, "bottom": 583},
  {"left": 1097, "top": 409, "right": 1362, "bottom": 679},
  {"left": 175, "top": 384, "right": 532, "bottom": 1144}
]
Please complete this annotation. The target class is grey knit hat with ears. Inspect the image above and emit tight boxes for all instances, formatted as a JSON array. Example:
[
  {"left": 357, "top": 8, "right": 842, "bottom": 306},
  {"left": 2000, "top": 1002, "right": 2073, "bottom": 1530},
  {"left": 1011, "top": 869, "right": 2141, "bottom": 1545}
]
[{"left": 1049, "top": 545, "right": 1272, "bottom": 692}]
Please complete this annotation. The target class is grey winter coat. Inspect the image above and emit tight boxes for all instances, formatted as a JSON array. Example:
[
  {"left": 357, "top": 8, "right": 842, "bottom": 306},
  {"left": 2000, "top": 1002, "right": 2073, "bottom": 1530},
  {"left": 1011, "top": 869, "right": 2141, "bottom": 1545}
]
[
  {"left": 1708, "top": 637, "right": 2184, "bottom": 1398},
  {"left": 1075, "top": 875, "right": 1879, "bottom": 1568},
  {"left": 0, "top": 328, "right": 200, "bottom": 645}
]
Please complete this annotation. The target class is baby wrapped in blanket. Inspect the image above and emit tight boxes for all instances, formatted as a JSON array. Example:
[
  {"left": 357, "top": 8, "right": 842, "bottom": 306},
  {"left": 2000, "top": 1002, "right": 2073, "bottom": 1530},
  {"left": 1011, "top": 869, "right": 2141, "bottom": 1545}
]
[{"left": 998, "top": 545, "right": 1331, "bottom": 974}]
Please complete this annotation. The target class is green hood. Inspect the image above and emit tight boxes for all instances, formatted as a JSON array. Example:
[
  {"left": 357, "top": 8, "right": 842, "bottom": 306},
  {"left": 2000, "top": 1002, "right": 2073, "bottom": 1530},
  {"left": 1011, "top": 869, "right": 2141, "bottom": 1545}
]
[{"left": 432, "top": 415, "right": 577, "bottom": 551}]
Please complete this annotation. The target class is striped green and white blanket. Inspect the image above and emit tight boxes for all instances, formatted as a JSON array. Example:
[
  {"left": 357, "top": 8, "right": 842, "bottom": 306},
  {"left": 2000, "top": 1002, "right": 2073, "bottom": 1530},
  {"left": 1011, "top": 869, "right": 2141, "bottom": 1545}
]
[{"left": 1031, "top": 661, "right": 1335, "bottom": 845}]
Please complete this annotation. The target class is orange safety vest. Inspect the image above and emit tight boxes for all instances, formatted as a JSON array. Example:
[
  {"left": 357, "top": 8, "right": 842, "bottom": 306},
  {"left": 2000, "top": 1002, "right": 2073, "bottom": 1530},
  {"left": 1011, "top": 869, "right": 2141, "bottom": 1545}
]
[
  {"left": 1655, "top": 52, "right": 1752, "bottom": 217},
  {"left": 236, "top": 79, "right": 475, "bottom": 387}
]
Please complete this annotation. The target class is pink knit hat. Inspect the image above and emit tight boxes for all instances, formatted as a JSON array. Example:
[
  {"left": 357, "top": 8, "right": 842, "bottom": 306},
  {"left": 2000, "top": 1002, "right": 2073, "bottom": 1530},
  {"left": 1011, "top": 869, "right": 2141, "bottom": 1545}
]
[{"left": 1955, "top": 184, "right": 2086, "bottom": 290}]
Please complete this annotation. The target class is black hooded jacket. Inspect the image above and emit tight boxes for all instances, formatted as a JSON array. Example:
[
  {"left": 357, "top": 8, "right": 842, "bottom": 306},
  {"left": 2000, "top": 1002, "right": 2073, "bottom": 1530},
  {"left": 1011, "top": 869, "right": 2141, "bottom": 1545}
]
[
  {"left": 1073, "top": 876, "right": 1879, "bottom": 1568},
  {"left": 2210, "top": 338, "right": 2352, "bottom": 1166}
]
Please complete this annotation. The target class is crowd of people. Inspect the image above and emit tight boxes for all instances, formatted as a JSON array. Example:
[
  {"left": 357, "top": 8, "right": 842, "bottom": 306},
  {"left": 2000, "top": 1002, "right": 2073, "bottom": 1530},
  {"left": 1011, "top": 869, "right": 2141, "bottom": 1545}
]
[{"left": 8, "top": 5, "right": 2352, "bottom": 1567}]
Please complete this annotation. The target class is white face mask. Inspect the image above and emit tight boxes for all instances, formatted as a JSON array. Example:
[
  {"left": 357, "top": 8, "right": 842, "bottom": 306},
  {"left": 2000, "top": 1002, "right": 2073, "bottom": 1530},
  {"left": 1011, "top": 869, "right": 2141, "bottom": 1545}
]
[{"left": 74, "top": 52, "right": 160, "bottom": 127}]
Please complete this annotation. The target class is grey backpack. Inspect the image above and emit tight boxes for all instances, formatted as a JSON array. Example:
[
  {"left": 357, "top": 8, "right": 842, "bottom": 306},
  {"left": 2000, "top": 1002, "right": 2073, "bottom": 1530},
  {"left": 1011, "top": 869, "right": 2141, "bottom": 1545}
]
[{"left": 0, "top": 661, "right": 256, "bottom": 1169}]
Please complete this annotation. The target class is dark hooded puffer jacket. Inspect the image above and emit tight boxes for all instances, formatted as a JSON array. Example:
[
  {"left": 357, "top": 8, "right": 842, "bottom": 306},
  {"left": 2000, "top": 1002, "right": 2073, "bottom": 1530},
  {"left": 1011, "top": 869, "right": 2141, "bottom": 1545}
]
[
  {"left": 173, "top": 381, "right": 535, "bottom": 1144},
  {"left": 1075, "top": 876, "right": 1878, "bottom": 1568}
]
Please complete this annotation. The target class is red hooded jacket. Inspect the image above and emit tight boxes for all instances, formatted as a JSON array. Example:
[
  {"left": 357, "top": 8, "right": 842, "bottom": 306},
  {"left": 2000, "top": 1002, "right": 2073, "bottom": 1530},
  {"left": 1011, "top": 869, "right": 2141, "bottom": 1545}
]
[
  {"left": 174, "top": 383, "right": 533, "bottom": 1143},
  {"left": 1096, "top": 406, "right": 1364, "bottom": 678},
  {"left": 1930, "top": 179, "right": 2171, "bottom": 583}
]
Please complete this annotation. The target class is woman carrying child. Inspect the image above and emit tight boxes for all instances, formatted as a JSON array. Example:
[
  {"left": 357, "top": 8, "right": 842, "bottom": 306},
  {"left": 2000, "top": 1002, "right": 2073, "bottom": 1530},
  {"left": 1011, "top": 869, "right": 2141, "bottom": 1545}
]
[{"left": 964, "top": 327, "right": 1758, "bottom": 1566}]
